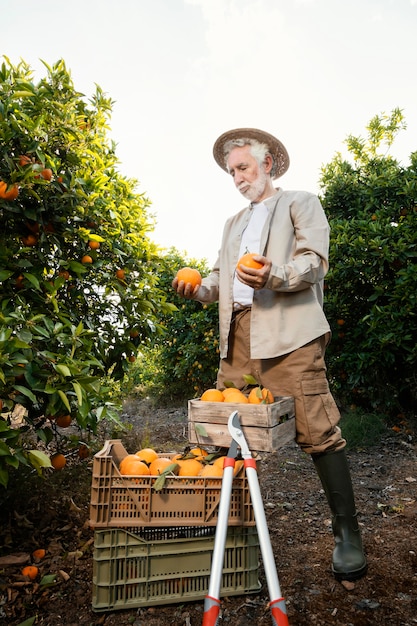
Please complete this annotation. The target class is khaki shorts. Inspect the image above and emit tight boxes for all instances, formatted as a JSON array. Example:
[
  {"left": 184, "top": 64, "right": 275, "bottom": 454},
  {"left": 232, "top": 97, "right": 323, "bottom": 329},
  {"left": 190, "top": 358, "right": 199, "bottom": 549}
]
[{"left": 217, "top": 309, "right": 345, "bottom": 455}]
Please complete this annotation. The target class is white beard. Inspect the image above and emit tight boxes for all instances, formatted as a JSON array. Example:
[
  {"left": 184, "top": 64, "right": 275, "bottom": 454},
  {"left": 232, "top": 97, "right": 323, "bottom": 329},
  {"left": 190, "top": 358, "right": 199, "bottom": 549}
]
[{"left": 238, "top": 168, "right": 269, "bottom": 202}]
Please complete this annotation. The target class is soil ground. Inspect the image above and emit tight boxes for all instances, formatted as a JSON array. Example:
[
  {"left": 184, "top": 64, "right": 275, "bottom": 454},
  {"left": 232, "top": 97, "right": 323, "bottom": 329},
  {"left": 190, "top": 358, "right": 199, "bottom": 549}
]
[{"left": 0, "top": 398, "right": 416, "bottom": 626}]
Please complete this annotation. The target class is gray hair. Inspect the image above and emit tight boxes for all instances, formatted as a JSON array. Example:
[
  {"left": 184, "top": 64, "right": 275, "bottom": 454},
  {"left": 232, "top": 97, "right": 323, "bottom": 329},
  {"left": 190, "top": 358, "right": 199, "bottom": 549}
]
[{"left": 223, "top": 137, "right": 277, "bottom": 178}]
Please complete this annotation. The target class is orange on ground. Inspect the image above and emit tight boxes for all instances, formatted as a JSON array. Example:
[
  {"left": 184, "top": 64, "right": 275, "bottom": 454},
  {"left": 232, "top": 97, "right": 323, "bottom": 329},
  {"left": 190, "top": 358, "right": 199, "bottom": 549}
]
[
  {"left": 51, "top": 453, "right": 66, "bottom": 470},
  {"left": 236, "top": 252, "right": 264, "bottom": 271},
  {"left": 176, "top": 267, "right": 202, "bottom": 289},
  {"left": 119, "top": 455, "right": 150, "bottom": 476},
  {"left": 149, "top": 457, "right": 175, "bottom": 475},
  {"left": 22, "top": 565, "right": 39, "bottom": 580},
  {"left": 81, "top": 255, "right": 93, "bottom": 264},
  {"left": 199, "top": 463, "right": 223, "bottom": 477},
  {"left": 55, "top": 414, "right": 72, "bottom": 428},
  {"left": 248, "top": 386, "right": 274, "bottom": 404},
  {"left": 88, "top": 240, "right": 100, "bottom": 250},
  {"left": 201, "top": 389, "right": 224, "bottom": 402},
  {"left": 32, "top": 548, "right": 46, "bottom": 560},
  {"left": 135, "top": 448, "right": 159, "bottom": 464},
  {"left": 177, "top": 458, "right": 204, "bottom": 477}
]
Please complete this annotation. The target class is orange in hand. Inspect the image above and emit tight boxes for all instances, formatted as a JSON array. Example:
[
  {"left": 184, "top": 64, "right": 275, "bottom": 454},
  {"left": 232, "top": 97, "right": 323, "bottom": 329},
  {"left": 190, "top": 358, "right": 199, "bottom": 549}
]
[
  {"left": 236, "top": 252, "right": 263, "bottom": 271},
  {"left": 176, "top": 267, "right": 202, "bottom": 289}
]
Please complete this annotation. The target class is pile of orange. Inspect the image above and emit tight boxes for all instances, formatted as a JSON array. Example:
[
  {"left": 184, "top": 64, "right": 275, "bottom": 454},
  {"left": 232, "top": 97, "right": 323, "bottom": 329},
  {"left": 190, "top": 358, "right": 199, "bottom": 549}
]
[
  {"left": 200, "top": 386, "right": 274, "bottom": 404},
  {"left": 118, "top": 446, "right": 244, "bottom": 479}
]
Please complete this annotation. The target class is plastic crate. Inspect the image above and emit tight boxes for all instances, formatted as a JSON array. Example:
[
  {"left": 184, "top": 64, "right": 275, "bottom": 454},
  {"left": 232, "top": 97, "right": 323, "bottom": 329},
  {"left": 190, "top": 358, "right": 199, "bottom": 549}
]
[
  {"left": 90, "top": 440, "right": 255, "bottom": 529},
  {"left": 92, "top": 526, "right": 260, "bottom": 611},
  {"left": 188, "top": 396, "right": 295, "bottom": 452}
]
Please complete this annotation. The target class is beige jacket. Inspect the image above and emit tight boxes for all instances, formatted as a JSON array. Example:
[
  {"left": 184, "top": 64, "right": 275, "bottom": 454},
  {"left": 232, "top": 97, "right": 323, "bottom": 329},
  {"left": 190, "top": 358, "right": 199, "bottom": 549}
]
[{"left": 196, "top": 188, "right": 331, "bottom": 359}]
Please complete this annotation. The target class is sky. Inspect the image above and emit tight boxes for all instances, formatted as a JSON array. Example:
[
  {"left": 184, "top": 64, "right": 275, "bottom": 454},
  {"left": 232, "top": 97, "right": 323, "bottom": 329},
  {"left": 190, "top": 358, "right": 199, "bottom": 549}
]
[{"left": 2, "top": 0, "right": 417, "bottom": 265}]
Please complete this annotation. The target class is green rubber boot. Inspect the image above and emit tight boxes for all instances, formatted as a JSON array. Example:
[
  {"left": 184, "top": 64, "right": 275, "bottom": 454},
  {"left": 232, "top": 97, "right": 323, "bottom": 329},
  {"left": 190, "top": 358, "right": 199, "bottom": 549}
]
[{"left": 312, "top": 449, "right": 367, "bottom": 581}]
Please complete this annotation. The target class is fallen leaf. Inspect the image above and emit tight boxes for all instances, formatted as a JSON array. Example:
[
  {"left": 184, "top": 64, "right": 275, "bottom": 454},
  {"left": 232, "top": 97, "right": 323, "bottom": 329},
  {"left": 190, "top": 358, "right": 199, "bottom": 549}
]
[
  {"left": 341, "top": 580, "right": 356, "bottom": 591},
  {"left": 0, "top": 553, "right": 30, "bottom": 566},
  {"left": 59, "top": 570, "right": 70, "bottom": 582},
  {"left": 405, "top": 476, "right": 416, "bottom": 483}
]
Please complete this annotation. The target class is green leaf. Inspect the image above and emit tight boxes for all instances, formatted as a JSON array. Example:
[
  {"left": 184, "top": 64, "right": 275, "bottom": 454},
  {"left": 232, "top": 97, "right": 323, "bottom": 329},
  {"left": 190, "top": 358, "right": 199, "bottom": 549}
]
[
  {"left": 23, "top": 273, "right": 41, "bottom": 290},
  {"left": 54, "top": 364, "right": 72, "bottom": 377},
  {"left": 72, "top": 381, "right": 83, "bottom": 406},
  {"left": 27, "top": 450, "right": 52, "bottom": 473},
  {"left": 152, "top": 463, "right": 179, "bottom": 491},
  {"left": 15, "top": 617, "right": 37, "bottom": 626},
  {"left": 0, "top": 467, "right": 8, "bottom": 488},
  {"left": 14, "top": 385, "right": 37, "bottom": 403},
  {"left": 39, "top": 573, "right": 57, "bottom": 588},
  {"left": 242, "top": 374, "right": 258, "bottom": 386},
  {"left": 0, "top": 270, "right": 13, "bottom": 282},
  {"left": 58, "top": 390, "right": 71, "bottom": 411},
  {"left": 194, "top": 423, "right": 208, "bottom": 437}
]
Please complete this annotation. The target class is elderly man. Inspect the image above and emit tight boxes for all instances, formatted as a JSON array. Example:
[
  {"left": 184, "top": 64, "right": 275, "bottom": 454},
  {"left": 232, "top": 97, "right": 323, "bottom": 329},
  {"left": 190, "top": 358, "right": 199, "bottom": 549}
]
[{"left": 173, "top": 128, "right": 367, "bottom": 581}]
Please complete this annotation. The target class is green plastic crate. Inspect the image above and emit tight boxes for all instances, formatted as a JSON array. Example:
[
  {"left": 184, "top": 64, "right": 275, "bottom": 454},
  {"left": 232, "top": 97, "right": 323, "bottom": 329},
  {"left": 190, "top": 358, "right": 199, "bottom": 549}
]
[{"left": 92, "top": 526, "right": 261, "bottom": 611}]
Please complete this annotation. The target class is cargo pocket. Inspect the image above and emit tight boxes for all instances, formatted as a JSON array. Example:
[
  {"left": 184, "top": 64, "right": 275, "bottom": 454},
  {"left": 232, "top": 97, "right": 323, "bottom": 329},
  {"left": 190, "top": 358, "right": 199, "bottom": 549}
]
[{"left": 299, "top": 376, "right": 341, "bottom": 447}]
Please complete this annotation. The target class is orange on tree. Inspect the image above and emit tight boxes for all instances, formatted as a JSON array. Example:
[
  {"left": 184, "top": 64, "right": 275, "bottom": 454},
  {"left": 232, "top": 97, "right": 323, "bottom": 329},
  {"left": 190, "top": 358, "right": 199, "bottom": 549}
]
[
  {"left": 51, "top": 453, "right": 66, "bottom": 470},
  {"left": 248, "top": 386, "right": 274, "bottom": 404},
  {"left": 149, "top": 457, "right": 175, "bottom": 475},
  {"left": 55, "top": 414, "right": 72, "bottom": 428},
  {"left": 115, "top": 268, "right": 125, "bottom": 280},
  {"left": 40, "top": 168, "right": 53, "bottom": 181},
  {"left": 19, "top": 154, "right": 32, "bottom": 166},
  {"left": 88, "top": 240, "right": 100, "bottom": 250},
  {"left": 176, "top": 267, "right": 202, "bottom": 289},
  {"left": 81, "top": 254, "right": 93, "bottom": 264},
  {"left": 78, "top": 444, "right": 90, "bottom": 459},
  {"left": 236, "top": 252, "right": 264, "bottom": 271},
  {"left": 201, "top": 388, "right": 224, "bottom": 402},
  {"left": 22, "top": 565, "right": 39, "bottom": 580},
  {"left": 135, "top": 447, "right": 158, "bottom": 464},
  {"left": 21, "top": 234, "right": 38, "bottom": 247},
  {"left": 119, "top": 455, "right": 150, "bottom": 476},
  {"left": 0, "top": 181, "right": 19, "bottom": 200}
]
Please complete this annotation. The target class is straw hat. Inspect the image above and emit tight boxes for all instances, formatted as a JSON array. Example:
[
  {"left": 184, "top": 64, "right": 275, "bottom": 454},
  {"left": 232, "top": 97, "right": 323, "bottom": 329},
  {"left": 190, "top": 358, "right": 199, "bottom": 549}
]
[{"left": 213, "top": 128, "right": 290, "bottom": 180}]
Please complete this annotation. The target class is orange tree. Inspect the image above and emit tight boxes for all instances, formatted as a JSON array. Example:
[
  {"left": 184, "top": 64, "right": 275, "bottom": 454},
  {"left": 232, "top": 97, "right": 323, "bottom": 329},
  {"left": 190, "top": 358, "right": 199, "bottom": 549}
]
[
  {"left": 0, "top": 58, "right": 173, "bottom": 486},
  {"left": 129, "top": 249, "right": 220, "bottom": 402},
  {"left": 320, "top": 109, "right": 417, "bottom": 415}
]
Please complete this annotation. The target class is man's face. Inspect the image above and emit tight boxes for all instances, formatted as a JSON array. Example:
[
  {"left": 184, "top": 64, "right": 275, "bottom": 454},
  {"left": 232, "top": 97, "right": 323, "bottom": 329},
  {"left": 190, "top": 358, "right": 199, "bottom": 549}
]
[{"left": 227, "top": 145, "right": 269, "bottom": 203}]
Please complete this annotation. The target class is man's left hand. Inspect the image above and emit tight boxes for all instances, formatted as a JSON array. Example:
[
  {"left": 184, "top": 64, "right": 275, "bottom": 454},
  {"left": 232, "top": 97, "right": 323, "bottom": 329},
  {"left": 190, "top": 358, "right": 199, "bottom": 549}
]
[{"left": 236, "top": 255, "right": 271, "bottom": 290}]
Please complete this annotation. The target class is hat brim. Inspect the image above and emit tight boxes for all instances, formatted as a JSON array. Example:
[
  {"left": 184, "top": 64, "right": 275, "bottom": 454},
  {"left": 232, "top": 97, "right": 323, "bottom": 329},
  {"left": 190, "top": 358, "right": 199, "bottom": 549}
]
[{"left": 213, "top": 128, "right": 290, "bottom": 180}]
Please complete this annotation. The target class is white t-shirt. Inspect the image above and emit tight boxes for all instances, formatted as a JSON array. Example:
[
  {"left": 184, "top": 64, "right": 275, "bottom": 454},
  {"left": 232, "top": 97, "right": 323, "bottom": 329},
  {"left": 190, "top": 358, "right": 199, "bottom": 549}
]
[{"left": 233, "top": 200, "right": 269, "bottom": 307}]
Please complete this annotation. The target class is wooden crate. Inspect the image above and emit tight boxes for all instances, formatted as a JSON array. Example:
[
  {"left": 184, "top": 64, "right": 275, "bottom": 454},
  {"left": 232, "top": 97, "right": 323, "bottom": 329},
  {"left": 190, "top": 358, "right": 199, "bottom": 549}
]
[{"left": 188, "top": 396, "right": 295, "bottom": 452}]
